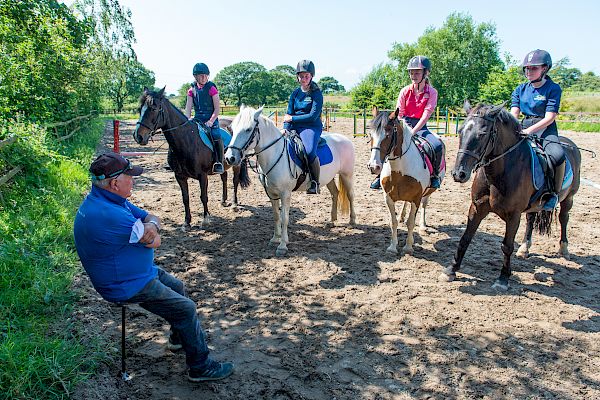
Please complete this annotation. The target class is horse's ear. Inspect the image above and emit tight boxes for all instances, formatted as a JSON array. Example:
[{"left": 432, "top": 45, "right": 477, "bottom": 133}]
[
  {"left": 143, "top": 87, "right": 149, "bottom": 95},
  {"left": 253, "top": 106, "right": 263, "bottom": 121},
  {"left": 158, "top": 86, "right": 166, "bottom": 97},
  {"left": 463, "top": 100, "right": 471, "bottom": 114},
  {"left": 390, "top": 108, "right": 399, "bottom": 121},
  {"left": 490, "top": 101, "right": 507, "bottom": 116},
  {"left": 372, "top": 105, "right": 378, "bottom": 118},
  {"left": 240, "top": 104, "right": 245, "bottom": 111}
]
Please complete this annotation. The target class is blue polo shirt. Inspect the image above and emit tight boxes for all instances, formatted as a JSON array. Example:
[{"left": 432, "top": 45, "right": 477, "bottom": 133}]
[
  {"left": 511, "top": 77, "right": 562, "bottom": 117},
  {"left": 284, "top": 86, "right": 323, "bottom": 130},
  {"left": 73, "top": 185, "right": 158, "bottom": 302}
]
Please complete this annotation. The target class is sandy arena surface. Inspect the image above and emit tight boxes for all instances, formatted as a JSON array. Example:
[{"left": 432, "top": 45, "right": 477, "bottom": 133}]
[{"left": 72, "top": 117, "right": 600, "bottom": 400}]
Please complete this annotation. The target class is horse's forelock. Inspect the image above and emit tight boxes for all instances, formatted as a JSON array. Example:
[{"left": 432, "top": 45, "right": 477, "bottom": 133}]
[
  {"left": 233, "top": 106, "right": 258, "bottom": 132},
  {"left": 371, "top": 110, "right": 391, "bottom": 131}
]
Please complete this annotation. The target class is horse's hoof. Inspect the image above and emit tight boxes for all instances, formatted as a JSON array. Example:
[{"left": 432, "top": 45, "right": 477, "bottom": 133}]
[
  {"left": 516, "top": 248, "right": 529, "bottom": 258},
  {"left": 402, "top": 245, "right": 414, "bottom": 256},
  {"left": 349, "top": 218, "right": 357, "bottom": 226},
  {"left": 559, "top": 242, "right": 570, "bottom": 260},
  {"left": 438, "top": 272, "right": 456, "bottom": 282},
  {"left": 221, "top": 201, "right": 232, "bottom": 207},
  {"left": 418, "top": 228, "right": 428, "bottom": 236},
  {"left": 385, "top": 246, "right": 398, "bottom": 255},
  {"left": 491, "top": 280, "right": 509, "bottom": 291},
  {"left": 275, "top": 248, "right": 288, "bottom": 257},
  {"left": 181, "top": 223, "right": 191, "bottom": 232}
]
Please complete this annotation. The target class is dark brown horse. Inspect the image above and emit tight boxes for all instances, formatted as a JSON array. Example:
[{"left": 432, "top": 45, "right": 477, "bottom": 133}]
[
  {"left": 440, "top": 103, "right": 581, "bottom": 290},
  {"left": 133, "top": 88, "right": 250, "bottom": 228}
]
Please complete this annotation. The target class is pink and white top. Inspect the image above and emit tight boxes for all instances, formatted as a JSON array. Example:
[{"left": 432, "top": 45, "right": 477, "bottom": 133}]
[
  {"left": 396, "top": 83, "right": 438, "bottom": 120},
  {"left": 187, "top": 83, "right": 218, "bottom": 97}
]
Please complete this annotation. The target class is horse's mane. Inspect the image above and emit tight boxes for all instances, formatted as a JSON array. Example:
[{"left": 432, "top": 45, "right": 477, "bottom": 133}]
[
  {"left": 471, "top": 104, "right": 522, "bottom": 135},
  {"left": 232, "top": 106, "right": 272, "bottom": 132}
]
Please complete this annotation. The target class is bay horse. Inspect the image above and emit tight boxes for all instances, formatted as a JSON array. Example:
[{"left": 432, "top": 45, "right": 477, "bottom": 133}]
[
  {"left": 225, "top": 106, "right": 356, "bottom": 256},
  {"left": 133, "top": 87, "right": 250, "bottom": 228},
  {"left": 368, "top": 108, "right": 446, "bottom": 255},
  {"left": 440, "top": 102, "right": 581, "bottom": 290}
]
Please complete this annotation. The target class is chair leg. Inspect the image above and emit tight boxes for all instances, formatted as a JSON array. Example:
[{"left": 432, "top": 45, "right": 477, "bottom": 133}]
[{"left": 120, "top": 305, "right": 131, "bottom": 381}]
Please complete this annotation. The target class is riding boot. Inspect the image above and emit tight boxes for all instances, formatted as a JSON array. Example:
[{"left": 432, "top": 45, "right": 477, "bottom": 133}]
[
  {"left": 307, "top": 158, "right": 320, "bottom": 194},
  {"left": 212, "top": 138, "right": 225, "bottom": 174},
  {"left": 429, "top": 144, "right": 443, "bottom": 189},
  {"left": 370, "top": 175, "right": 381, "bottom": 190},
  {"left": 543, "top": 161, "right": 565, "bottom": 210}
]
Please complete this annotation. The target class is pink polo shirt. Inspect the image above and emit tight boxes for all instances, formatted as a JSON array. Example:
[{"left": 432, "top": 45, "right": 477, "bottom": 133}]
[
  {"left": 396, "top": 83, "right": 438, "bottom": 120},
  {"left": 187, "top": 82, "right": 219, "bottom": 97}
]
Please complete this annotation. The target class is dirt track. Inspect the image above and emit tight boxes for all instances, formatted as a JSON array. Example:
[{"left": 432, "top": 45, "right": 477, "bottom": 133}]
[{"left": 73, "top": 118, "right": 600, "bottom": 400}]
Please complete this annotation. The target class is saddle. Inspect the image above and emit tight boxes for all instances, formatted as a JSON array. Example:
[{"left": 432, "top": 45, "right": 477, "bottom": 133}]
[
  {"left": 528, "top": 136, "right": 555, "bottom": 186},
  {"left": 284, "top": 129, "right": 329, "bottom": 191},
  {"left": 527, "top": 136, "right": 573, "bottom": 208},
  {"left": 411, "top": 134, "right": 436, "bottom": 176}
]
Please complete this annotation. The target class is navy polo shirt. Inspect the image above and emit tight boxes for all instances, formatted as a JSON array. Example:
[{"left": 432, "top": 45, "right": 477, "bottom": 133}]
[
  {"left": 74, "top": 185, "right": 157, "bottom": 302},
  {"left": 511, "top": 77, "right": 562, "bottom": 117},
  {"left": 284, "top": 87, "right": 323, "bottom": 130}
]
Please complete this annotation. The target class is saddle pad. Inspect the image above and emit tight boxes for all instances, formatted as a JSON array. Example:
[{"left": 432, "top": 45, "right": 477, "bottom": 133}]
[
  {"left": 288, "top": 136, "right": 333, "bottom": 168},
  {"left": 198, "top": 124, "right": 231, "bottom": 152},
  {"left": 414, "top": 142, "right": 446, "bottom": 176},
  {"left": 529, "top": 143, "right": 573, "bottom": 191}
]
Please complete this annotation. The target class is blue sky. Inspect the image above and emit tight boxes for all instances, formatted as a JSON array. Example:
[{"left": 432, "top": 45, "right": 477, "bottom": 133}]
[{"left": 62, "top": 0, "right": 599, "bottom": 95}]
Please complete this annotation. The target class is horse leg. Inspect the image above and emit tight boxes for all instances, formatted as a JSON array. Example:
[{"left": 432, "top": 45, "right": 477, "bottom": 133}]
[
  {"left": 384, "top": 193, "right": 398, "bottom": 254},
  {"left": 326, "top": 180, "right": 339, "bottom": 224},
  {"left": 492, "top": 213, "right": 521, "bottom": 291},
  {"left": 516, "top": 213, "right": 535, "bottom": 258},
  {"left": 340, "top": 173, "right": 356, "bottom": 225},
  {"left": 399, "top": 201, "right": 408, "bottom": 225},
  {"left": 418, "top": 195, "right": 430, "bottom": 236},
  {"left": 175, "top": 175, "right": 192, "bottom": 230},
  {"left": 402, "top": 202, "right": 419, "bottom": 255},
  {"left": 199, "top": 173, "right": 210, "bottom": 226},
  {"left": 270, "top": 198, "right": 282, "bottom": 245},
  {"left": 276, "top": 192, "right": 291, "bottom": 257},
  {"left": 439, "top": 202, "right": 490, "bottom": 282},
  {"left": 220, "top": 170, "right": 231, "bottom": 207},
  {"left": 558, "top": 195, "right": 574, "bottom": 260},
  {"left": 232, "top": 166, "right": 240, "bottom": 209}
]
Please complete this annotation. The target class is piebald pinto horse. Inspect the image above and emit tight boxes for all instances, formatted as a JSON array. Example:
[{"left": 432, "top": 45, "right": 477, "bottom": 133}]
[{"left": 368, "top": 108, "right": 445, "bottom": 255}]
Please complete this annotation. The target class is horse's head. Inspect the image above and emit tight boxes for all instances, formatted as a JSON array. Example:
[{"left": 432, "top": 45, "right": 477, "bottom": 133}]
[
  {"left": 452, "top": 101, "right": 517, "bottom": 183},
  {"left": 134, "top": 87, "right": 167, "bottom": 145},
  {"left": 225, "top": 105, "right": 264, "bottom": 166},
  {"left": 368, "top": 107, "right": 403, "bottom": 174}
]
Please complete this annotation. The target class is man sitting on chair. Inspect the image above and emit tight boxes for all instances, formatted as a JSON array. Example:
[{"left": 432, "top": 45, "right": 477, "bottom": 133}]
[{"left": 73, "top": 152, "right": 234, "bottom": 382}]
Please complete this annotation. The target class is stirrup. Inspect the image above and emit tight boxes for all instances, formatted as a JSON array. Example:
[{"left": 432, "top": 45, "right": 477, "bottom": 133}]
[
  {"left": 212, "top": 162, "right": 224, "bottom": 174},
  {"left": 307, "top": 180, "right": 319, "bottom": 194},
  {"left": 543, "top": 193, "right": 559, "bottom": 211}
]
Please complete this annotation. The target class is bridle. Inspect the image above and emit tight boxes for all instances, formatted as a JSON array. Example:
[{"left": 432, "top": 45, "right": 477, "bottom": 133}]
[
  {"left": 136, "top": 97, "right": 191, "bottom": 139},
  {"left": 227, "top": 119, "right": 287, "bottom": 177},
  {"left": 371, "top": 117, "right": 411, "bottom": 162},
  {"left": 458, "top": 111, "right": 526, "bottom": 171}
]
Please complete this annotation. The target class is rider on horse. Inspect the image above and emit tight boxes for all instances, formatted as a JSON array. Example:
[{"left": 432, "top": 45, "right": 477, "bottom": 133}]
[
  {"left": 283, "top": 60, "right": 324, "bottom": 194},
  {"left": 371, "top": 56, "right": 443, "bottom": 190},
  {"left": 185, "top": 62, "right": 224, "bottom": 174},
  {"left": 511, "top": 49, "right": 565, "bottom": 211}
]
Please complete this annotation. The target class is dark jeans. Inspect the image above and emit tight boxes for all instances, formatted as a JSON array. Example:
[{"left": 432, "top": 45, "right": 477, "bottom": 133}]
[{"left": 126, "top": 268, "right": 210, "bottom": 370}]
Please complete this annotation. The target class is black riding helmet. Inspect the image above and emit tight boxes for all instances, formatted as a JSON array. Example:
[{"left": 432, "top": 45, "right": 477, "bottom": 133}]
[
  {"left": 522, "top": 49, "right": 552, "bottom": 71},
  {"left": 522, "top": 49, "right": 552, "bottom": 83},
  {"left": 296, "top": 60, "right": 315, "bottom": 76},
  {"left": 193, "top": 62, "right": 210, "bottom": 75},
  {"left": 407, "top": 56, "right": 431, "bottom": 72}
]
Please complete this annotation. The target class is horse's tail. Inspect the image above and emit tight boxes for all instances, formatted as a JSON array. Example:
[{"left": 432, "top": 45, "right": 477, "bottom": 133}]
[
  {"left": 239, "top": 158, "right": 251, "bottom": 188},
  {"left": 532, "top": 209, "right": 555, "bottom": 236},
  {"left": 337, "top": 175, "right": 350, "bottom": 217}
]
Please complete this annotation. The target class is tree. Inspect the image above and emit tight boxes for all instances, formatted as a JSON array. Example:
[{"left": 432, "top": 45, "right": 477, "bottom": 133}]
[
  {"left": 268, "top": 68, "right": 296, "bottom": 104},
  {"left": 551, "top": 57, "right": 582, "bottom": 89},
  {"left": 478, "top": 65, "right": 523, "bottom": 105},
  {"left": 319, "top": 76, "right": 345, "bottom": 94},
  {"left": 214, "top": 62, "right": 266, "bottom": 106},
  {"left": 106, "top": 56, "right": 155, "bottom": 111},
  {"left": 387, "top": 12, "right": 503, "bottom": 108},
  {"left": 350, "top": 63, "right": 399, "bottom": 109}
]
